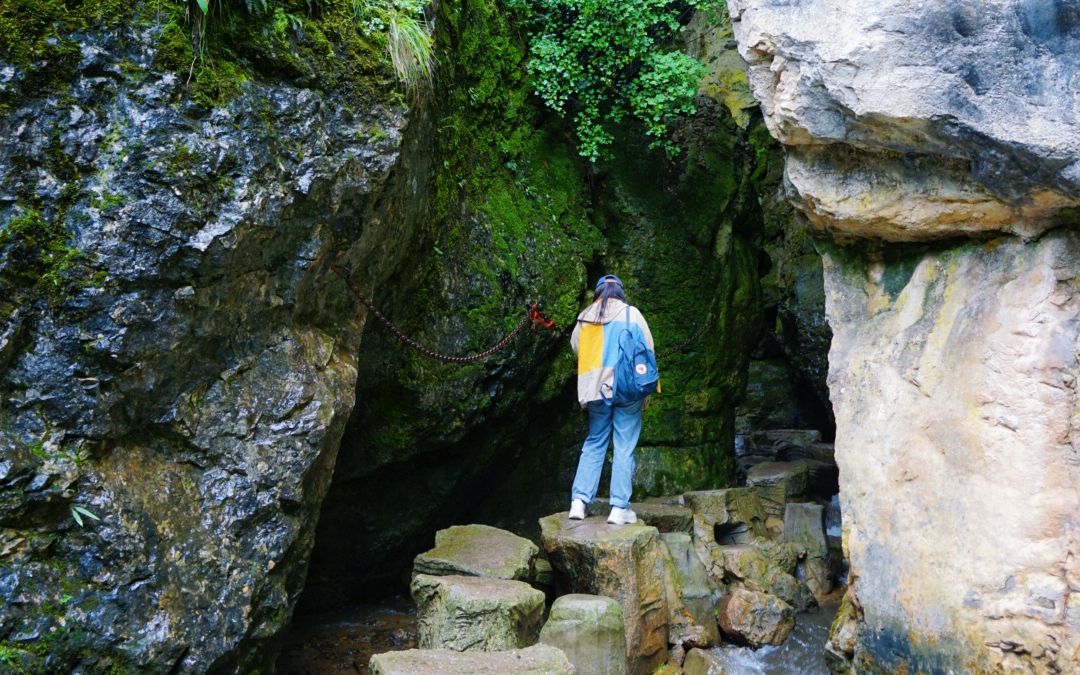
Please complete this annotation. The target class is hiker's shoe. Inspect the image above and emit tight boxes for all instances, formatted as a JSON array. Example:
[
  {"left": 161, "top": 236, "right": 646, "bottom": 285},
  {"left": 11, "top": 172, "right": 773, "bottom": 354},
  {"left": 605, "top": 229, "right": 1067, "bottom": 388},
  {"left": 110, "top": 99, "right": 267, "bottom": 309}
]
[
  {"left": 607, "top": 507, "right": 637, "bottom": 525},
  {"left": 569, "top": 499, "right": 586, "bottom": 520}
]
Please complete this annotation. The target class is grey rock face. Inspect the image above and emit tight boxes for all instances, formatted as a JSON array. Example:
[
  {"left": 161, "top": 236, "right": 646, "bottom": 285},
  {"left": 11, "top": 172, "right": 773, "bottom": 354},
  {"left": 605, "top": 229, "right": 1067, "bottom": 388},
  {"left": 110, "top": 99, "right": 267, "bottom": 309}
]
[
  {"left": 539, "top": 514, "right": 670, "bottom": 675},
  {"left": 410, "top": 574, "right": 545, "bottom": 652},
  {"left": 728, "top": 0, "right": 1080, "bottom": 240},
  {"left": 824, "top": 231, "right": 1080, "bottom": 673},
  {"left": 716, "top": 588, "right": 795, "bottom": 647},
  {"left": 539, "top": 594, "right": 628, "bottom": 675},
  {"left": 369, "top": 644, "right": 576, "bottom": 675},
  {"left": 413, "top": 524, "right": 539, "bottom": 581},
  {"left": 0, "top": 17, "right": 420, "bottom": 673}
]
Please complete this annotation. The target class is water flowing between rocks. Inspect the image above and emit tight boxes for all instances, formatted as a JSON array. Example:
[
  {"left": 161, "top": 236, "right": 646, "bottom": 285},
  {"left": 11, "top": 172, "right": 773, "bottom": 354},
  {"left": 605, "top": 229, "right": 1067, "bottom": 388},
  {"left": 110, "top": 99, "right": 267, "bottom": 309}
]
[{"left": 276, "top": 597, "right": 839, "bottom": 674}]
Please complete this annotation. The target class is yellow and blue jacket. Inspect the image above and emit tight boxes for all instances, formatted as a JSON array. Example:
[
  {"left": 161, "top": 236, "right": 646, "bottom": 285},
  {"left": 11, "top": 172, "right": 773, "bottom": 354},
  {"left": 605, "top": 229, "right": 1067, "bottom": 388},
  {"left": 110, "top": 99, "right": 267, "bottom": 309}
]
[{"left": 570, "top": 299, "right": 655, "bottom": 407}]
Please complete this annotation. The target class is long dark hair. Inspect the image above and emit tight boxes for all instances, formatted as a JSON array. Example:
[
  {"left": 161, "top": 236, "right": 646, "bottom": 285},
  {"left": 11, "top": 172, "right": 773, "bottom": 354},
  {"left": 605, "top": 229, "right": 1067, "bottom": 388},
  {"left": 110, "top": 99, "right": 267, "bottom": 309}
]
[{"left": 593, "top": 275, "right": 626, "bottom": 319}]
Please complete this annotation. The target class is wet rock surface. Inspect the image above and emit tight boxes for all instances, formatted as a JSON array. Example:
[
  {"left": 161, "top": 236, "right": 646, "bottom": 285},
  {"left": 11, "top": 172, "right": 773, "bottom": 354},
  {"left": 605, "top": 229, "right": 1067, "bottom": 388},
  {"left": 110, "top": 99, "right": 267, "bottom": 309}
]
[
  {"left": 410, "top": 573, "right": 545, "bottom": 652},
  {"left": 413, "top": 523, "right": 539, "bottom": 581},
  {"left": 539, "top": 514, "right": 670, "bottom": 675},
  {"left": 369, "top": 643, "right": 575, "bottom": 675},
  {"left": 0, "top": 9, "right": 418, "bottom": 672},
  {"left": 717, "top": 588, "right": 795, "bottom": 647},
  {"left": 539, "top": 593, "right": 628, "bottom": 675},
  {"left": 276, "top": 596, "right": 417, "bottom": 675}
]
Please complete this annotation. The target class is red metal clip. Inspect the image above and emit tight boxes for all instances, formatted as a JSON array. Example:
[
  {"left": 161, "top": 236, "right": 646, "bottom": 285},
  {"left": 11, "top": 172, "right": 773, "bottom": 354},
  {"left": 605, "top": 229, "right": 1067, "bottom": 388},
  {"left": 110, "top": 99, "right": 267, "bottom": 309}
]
[{"left": 529, "top": 303, "right": 556, "bottom": 331}]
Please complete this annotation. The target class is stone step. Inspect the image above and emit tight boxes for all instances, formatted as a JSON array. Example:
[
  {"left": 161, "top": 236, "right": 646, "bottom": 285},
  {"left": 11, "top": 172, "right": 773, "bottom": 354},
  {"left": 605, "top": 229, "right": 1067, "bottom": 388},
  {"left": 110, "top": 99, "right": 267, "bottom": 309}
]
[
  {"left": 539, "top": 594, "right": 628, "bottom": 675},
  {"left": 369, "top": 644, "right": 574, "bottom": 674},
  {"left": 583, "top": 497, "right": 693, "bottom": 533},
  {"left": 413, "top": 523, "right": 539, "bottom": 581},
  {"left": 410, "top": 574, "right": 545, "bottom": 652},
  {"left": 539, "top": 513, "right": 669, "bottom": 675},
  {"left": 746, "top": 460, "right": 838, "bottom": 517}
]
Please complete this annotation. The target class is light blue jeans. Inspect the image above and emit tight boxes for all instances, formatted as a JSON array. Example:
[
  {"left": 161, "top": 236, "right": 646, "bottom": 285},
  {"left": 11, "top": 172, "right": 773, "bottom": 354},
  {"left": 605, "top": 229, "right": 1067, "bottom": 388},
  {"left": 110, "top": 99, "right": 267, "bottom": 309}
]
[{"left": 571, "top": 400, "right": 644, "bottom": 509}]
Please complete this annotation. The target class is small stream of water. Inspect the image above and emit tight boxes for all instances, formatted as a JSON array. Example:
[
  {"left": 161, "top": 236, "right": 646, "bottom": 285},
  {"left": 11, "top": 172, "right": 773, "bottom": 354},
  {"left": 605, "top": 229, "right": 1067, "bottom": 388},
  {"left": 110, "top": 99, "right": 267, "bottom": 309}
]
[
  {"left": 707, "top": 603, "right": 836, "bottom": 674},
  {"left": 277, "top": 598, "right": 837, "bottom": 673}
]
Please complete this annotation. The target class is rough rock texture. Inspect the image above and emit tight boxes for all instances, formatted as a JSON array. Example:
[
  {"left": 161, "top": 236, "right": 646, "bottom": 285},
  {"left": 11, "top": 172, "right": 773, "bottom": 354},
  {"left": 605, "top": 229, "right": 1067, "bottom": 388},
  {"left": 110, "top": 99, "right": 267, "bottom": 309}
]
[
  {"left": 682, "top": 647, "right": 728, "bottom": 675},
  {"left": 0, "top": 5, "right": 419, "bottom": 671},
  {"left": 306, "top": 0, "right": 775, "bottom": 605},
  {"left": 413, "top": 524, "right": 539, "bottom": 581},
  {"left": 824, "top": 233, "right": 1080, "bottom": 672},
  {"left": 539, "top": 514, "right": 669, "bottom": 675},
  {"left": 410, "top": 574, "right": 545, "bottom": 652},
  {"left": 660, "top": 533, "right": 719, "bottom": 646},
  {"left": 729, "top": 0, "right": 1080, "bottom": 242},
  {"left": 729, "top": 1, "right": 1080, "bottom": 672},
  {"left": 369, "top": 644, "right": 575, "bottom": 675},
  {"left": 716, "top": 588, "right": 795, "bottom": 647},
  {"left": 584, "top": 498, "right": 693, "bottom": 534},
  {"left": 538, "top": 594, "right": 628, "bottom": 675}
]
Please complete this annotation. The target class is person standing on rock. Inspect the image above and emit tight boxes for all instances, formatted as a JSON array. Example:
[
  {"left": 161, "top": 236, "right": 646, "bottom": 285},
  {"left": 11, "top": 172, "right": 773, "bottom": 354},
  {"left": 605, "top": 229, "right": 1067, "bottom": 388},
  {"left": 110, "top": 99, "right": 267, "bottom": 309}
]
[{"left": 568, "top": 274, "right": 655, "bottom": 525}]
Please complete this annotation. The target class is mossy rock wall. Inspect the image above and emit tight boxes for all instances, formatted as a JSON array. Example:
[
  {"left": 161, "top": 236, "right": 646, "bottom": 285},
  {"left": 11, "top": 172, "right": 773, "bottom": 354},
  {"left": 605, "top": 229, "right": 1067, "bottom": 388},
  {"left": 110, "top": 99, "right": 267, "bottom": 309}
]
[{"left": 303, "top": 1, "right": 780, "bottom": 606}]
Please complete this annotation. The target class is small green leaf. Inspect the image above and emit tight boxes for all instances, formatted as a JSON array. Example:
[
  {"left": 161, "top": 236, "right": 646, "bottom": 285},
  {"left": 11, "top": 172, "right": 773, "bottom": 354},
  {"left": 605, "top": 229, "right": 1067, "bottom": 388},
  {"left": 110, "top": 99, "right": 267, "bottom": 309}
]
[
  {"left": 71, "top": 505, "right": 101, "bottom": 527},
  {"left": 196, "top": 0, "right": 209, "bottom": 14}
]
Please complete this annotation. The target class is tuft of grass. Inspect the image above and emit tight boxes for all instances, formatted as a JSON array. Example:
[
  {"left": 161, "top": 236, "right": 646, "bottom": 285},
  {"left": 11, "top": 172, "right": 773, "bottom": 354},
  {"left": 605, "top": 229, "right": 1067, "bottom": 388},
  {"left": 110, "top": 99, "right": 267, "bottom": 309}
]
[{"left": 387, "top": 8, "right": 434, "bottom": 94}]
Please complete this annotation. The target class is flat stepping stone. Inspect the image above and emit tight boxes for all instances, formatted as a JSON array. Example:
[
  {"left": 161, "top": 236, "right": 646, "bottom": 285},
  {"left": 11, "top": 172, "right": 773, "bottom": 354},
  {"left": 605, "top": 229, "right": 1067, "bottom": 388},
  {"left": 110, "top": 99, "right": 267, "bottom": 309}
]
[
  {"left": 539, "top": 514, "right": 669, "bottom": 675},
  {"left": 413, "top": 524, "right": 538, "bottom": 580},
  {"left": 747, "top": 460, "right": 838, "bottom": 516},
  {"left": 410, "top": 574, "right": 545, "bottom": 652},
  {"left": 369, "top": 644, "right": 574, "bottom": 674},
  {"left": 584, "top": 498, "right": 692, "bottom": 533},
  {"left": 539, "top": 594, "right": 628, "bottom": 675}
]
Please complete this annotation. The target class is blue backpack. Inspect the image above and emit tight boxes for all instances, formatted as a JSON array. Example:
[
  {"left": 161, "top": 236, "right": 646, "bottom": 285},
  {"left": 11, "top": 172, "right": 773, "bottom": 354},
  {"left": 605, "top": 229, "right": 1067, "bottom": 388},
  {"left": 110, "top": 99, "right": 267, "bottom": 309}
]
[{"left": 603, "top": 306, "right": 660, "bottom": 405}]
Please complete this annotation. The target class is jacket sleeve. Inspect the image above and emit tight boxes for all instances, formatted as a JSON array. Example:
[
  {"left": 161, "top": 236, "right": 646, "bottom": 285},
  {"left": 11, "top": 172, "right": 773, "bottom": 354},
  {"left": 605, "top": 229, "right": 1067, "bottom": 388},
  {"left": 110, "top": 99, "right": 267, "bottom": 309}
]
[{"left": 570, "top": 319, "right": 581, "bottom": 356}]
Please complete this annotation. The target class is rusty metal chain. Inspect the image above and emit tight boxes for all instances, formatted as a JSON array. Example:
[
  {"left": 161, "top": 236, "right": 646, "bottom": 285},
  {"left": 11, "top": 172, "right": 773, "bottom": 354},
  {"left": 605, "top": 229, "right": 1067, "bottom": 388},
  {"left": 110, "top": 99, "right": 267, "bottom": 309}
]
[
  {"left": 656, "top": 313, "right": 715, "bottom": 359},
  {"left": 333, "top": 264, "right": 711, "bottom": 364},
  {"left": 332, "top": 265, "right": 539, "bottom": 364}
]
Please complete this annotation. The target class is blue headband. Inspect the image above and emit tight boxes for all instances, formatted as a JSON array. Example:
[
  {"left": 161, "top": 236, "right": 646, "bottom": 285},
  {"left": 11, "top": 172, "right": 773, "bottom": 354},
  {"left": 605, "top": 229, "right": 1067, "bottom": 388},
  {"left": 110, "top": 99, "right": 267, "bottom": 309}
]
[{"left": 594, "top": 275, "right": 623, "bottom": 293}]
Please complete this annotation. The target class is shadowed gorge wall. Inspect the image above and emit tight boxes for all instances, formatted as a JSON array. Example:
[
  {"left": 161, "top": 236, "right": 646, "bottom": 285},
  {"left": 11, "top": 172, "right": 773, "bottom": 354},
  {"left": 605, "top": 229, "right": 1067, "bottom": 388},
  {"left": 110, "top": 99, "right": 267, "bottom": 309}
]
[
  {"left": 300, "top": 0, "right": 788, "bottom": 609},
  {"left": 0, "top": 0, "right": 824, "bottom": 669}
]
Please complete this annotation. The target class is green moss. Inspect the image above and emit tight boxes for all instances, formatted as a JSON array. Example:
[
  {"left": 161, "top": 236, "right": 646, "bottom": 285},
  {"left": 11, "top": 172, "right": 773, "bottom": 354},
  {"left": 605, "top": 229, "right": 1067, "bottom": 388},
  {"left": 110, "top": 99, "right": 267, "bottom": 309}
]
[
  {"left": 90, "top": 192, "right": 125, "bottom": 212},
  {"left": 0, "top": 205, "right": 90, "bottom": 308}
]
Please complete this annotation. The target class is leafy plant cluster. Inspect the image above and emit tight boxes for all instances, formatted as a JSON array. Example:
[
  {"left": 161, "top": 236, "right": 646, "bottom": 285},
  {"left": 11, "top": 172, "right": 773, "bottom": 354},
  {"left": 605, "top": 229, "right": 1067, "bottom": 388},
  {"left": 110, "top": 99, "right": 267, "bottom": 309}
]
[{"left": 508, "top": 0, "right": 710, "bottom": 161}]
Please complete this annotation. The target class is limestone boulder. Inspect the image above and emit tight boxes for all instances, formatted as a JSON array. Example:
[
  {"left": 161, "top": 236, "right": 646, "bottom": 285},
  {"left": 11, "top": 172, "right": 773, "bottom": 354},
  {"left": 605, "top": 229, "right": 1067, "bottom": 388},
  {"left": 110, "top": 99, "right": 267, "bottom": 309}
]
[
  {"left": 719, "top": 544, "right": 813, "bottom": 611},
  {"left": 539, "top": 513, "right": 669, "bottom": 675},
  {"left": 410, "top": 574, "right": 545, "bottom": 652},
  {"left": 818, "top": 231, "right": 1080, "bottom": 672},
  {"left": 584, "top": 498, "right": 693, "bottom": 534},
  {"left": 747, "top": 460, "right": 838, "bottom": 517},
  {"left": 660, "top": 533, "right": 719, "bottom": 646},
  {"left": 728, "top": 0, "right": 1080, "bottom": 242},
  {"left": 783, "top": 503, "right": 827, "bottom": 557},
  {"left": 369, "top": 644, "right": 575, "bottom": 674},
  {"left": 684, "top": 488, "right": 768, "bottom": 545},
  {"left": 413, "top": 524, "right": 539, "bottom": 581},
  {"left": 539, "top": 594, "right": 628, "bottom": 675},
  {"left": 717, "top": 588, "right": 795, "bottom": 647},
  {"left": 682, "top": 648, "right": 728, "bottom": 675}
]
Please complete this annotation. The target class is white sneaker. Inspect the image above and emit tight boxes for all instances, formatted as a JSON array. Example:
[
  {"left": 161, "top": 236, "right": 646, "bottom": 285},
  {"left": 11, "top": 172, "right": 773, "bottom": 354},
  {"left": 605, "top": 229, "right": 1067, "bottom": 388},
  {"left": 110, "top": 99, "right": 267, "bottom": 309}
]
[
  {"left": 607, "top": 507, "right": 637, "bottom": 525},
  {"left": 569, "top": 499, "right": 586, "bottom": 520}
]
